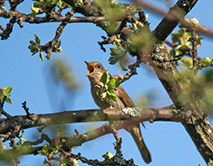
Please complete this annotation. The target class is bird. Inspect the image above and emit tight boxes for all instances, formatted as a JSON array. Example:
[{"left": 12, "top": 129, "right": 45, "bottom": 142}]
[{"left": 85, "top": 61, "right": 151, "bottom": 163}]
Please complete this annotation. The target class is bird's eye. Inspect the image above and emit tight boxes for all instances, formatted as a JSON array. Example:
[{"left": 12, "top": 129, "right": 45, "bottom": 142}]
[{"left": 96, "top": 64, "right": 101, "bottom": 68}]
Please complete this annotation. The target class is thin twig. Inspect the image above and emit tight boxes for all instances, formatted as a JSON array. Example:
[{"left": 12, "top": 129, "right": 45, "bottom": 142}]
[
  {"left": 43, "top": 159, "right": 57, "bottom": 166},
  {"left": 165, "top": 40, "right": 176, "bottom": 48},
  {"left": 1, "top": 16, "right": 16, "bottom": 40},
  {"left": 8, "top": 0, "right": 23, "bottom": 11},
  {"left": 132, "top": 0, "right": 166, "bottom": 17},
  {"left": 98, "top": 35, "right": 119, "bottom": 52},
  {"left": 111, "top": 128, "right": 121, "bottom": 143},
  {"left": 0, "top": 96, "right": 12, "bottom": 118},
  {"left": 22, "top": 101, "right": 31, "bottom": 119},
  {"left": 23, "top": 133, "right": 52, "bottom": 146},
  {"left": 0, "top": 7, "right": 105, "bottom": 23},
  {"left": 0, "top": 25, "right": 5, "bottom": 31},
  {"left": 41, "top": 10, "right": 74, "bottom": 59},
  {"left": 113, "top": 57, "right": 142, "bottom": 84}
]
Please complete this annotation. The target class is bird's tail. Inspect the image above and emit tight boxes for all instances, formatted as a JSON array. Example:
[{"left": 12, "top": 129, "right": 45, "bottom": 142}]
[{"left": 127, "top": 124, "right": 152, "bottom": 164}]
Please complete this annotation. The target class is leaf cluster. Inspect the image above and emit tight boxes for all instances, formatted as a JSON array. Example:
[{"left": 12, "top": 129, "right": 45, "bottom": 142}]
[
  {"left": 109, "top": 25, "right": 154, "bottom": 70},
  {"left": 173, "top": 69, "right": 213, "bottom": 115},
  {"left": 30, "top": 0, "right": 68, "bottom": 16},
  {"left": 95, "top": 70, "right": 119, "bottom": 101},
  {"left": 180, "top": 57, "right": 213, "bottom": 69},
  {"left": 28, "top": 34, "right": 62, "bottom": 61},
  {"left": 170, "top": 26, "right": 203, "bottom": 57},
  {"left": 0, "top": 86, "right": 12, "bottom": 104}
]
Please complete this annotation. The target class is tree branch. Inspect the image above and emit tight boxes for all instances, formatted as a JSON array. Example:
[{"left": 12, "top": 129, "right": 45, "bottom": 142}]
[
  {"left": 149, "top": 0, "right": 213, "bottom": 163},
  {"left": 0, "top": 106, "right": 184, "bottom": 135},
  {"left": 153, "top": 0, "right": 198, "bottom": 42},
  {"left": 0, "top": 9, "right": 105, "bottom": 24},
  {"left": 0, "top": 106, "right": 188, "bottom": 160}
]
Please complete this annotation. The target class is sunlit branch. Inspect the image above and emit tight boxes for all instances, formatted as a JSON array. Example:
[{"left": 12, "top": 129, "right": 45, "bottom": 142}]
[{"left": 0, "top": 106, "right": 184, "bottom": 135}]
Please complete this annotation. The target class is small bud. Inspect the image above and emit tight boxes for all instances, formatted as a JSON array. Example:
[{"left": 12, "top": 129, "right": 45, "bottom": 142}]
[
  {"left": 101, "top": 92, "right": 107, "bottom": 99},
  {"left": 94, "top": 85, "right": 99, "bottom": 88},
  {"left": 104, "top": 84, "right": 108, "bottom": 90},
  {"left": 96, "top": 81, "right": 104, "bottom": 87},
  {"left": 47, "top": 154, "right": 53, "bottom": 160}
]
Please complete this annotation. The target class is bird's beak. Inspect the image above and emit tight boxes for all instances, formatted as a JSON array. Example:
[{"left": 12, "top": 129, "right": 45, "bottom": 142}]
[{"left": 84, "top": 61, "right": 94, "bottom": 76}]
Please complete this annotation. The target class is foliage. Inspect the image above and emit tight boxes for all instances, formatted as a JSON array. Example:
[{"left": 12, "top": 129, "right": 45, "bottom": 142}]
[
  {"left": 170, "top": 24, "right": 203, "bottom": 57},
  {"left": 109, "top": 25, "right": 154, "bottom": 70},
  {"left": 0, "top": 87, "right": 12, "bottom": 104},
  {"left": 30, "top": 0, "right": 68, "bottom": 16},
  {"left": 28, "top": 35, "right": 62, "bottom": 61},
  {"left": 17, "top": 129, "right": 25, "bottom": 145},
  {"left": 171, "top": 68, "right": 213, "bottom": 115},
  {"left": 169, "top": 22, "right": 213, "bottom": 70},
  {"left": 95, "top": 70, "right": 119, "bottom": 101},
  {"left": 92, "top": 0, "right": 138, "bottom": 34}
]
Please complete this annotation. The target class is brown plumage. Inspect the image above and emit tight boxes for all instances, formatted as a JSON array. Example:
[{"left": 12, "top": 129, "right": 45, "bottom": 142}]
[{"left": 85, "top": 61, "right": 151, "bottom": 163}]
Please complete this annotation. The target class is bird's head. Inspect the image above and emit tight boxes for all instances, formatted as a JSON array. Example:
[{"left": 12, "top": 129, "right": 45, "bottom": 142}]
[{"left": 85, "top": 61, "right": 105, "bottom": 83}]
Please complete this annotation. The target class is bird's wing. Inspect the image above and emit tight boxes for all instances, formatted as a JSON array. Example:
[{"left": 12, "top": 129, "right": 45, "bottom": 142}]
[{"left": 116, "top": 85, "right": 135, "bottom": 107}]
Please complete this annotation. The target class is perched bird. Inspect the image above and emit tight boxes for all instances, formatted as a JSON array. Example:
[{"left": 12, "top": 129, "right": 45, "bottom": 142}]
[{"left": 85, "top": 61, "right": 151, "bottom": 163}]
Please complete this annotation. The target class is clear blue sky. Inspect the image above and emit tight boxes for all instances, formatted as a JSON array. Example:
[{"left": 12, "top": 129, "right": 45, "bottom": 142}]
[{"left": 0, "top": 0, "right": 213, "bottom": 165}]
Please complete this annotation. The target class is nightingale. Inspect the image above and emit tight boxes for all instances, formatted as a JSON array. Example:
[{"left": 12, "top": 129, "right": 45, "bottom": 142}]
[{"left": 85, "top": 61, "right": 151, "bottom": 163}]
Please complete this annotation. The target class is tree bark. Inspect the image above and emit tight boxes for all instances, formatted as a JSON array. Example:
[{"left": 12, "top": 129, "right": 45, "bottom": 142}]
[{"left": 151, "top": 0, "right": 213, "bottom": 163}]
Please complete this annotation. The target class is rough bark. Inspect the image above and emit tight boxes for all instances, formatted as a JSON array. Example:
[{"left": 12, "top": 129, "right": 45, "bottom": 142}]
[
  {"left": 0, "top": 106, "right": 181, "bottom": 134},
  {"left": 151, "top": 0, "right": 213, "bottom": 163}
]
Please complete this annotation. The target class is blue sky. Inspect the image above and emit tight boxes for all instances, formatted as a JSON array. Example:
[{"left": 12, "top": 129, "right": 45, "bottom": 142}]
[{"left": 1, "top": 0, "right": 213, "bottom": 165}]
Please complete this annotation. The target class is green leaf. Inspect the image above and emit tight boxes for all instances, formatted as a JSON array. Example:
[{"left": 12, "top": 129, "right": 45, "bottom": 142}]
[
  {"left": 31, "top": 5, "right": 40, "bottom": 15},
  {"left": 113, "top": 39, "right": 121, "bottom": 49},
  {"left": 103, "top": 152, "right": 114, "bottom": 160},
  {"left": 38, "top": 144, "right": 49, "bottom": 156},
  {"left": 51, "top": 0, "right": 59, "bottom": 5},
  {"left": 100, "top": 70, "right": 109, "bottom": 84},
  {"left": 200, "top": 57, "right": 213, "bottom": 67},
  {"left": 20, "top": 128, "right": 24, "bottom": 137},
  {"left": 39, "top": 52, "right": 44, "bottom": 61},
  {"left": 1, "top": 87, "right": 12, "bottom": 104},
  {"left": 5, "top": 98, "right": 11, "bottom": 104},
  {"left": 108, "top": 91, "right": 117, "bottom": 101},
  {"left": 172, "top": 49, "right": 183, "bottom": 56},
  {"left": 17, "top": 129, "right": 24, "bottom": 145},
  {"left": 17, "top": 139, "right": 22, "bottom": 145},
  {"left": 33, "top": 1, "right": 43, "bottom": 8},
  {"left": 107, "top": 78, "right": 119, "bottom": 90},
  {"left": 171, "top": 29, "right": 184, "bottom": 43},
  {"left": 3, "top": 87, "right": 12, "bottom": 95},
  {"left": 57, "top": 0, "right": 67, "bottom": 9},
  {"left": 204, "top": 70, "right": 213, "bottom": 82},
  {"left": 180, "top": 57, "right": 193, "bottom": 68},
  {"left": 171, "top": 33, "right": 181, "bottom": 43},
  {"left": 51, "top": 149, "right": 59, "bottom": 155},
  {"left": 197, "top": 37, "right": 204, "bottom": 47},
  {"left": 34, "top": 34, "right": 40, "bottom": 44},
  {"left": 109, "top": 47, "right": 127, "bottom": 65}
]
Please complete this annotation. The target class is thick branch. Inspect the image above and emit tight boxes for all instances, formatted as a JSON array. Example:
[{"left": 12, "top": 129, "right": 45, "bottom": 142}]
[
  {"left": 153, "top": 0, "right": 198, "bottom": 42},
  {"left": 62, "top": 106, "right": 183, "bottom": 151},
  {"left": 0, "top": 146, "right": 42, "bottom": 160},
  {"left": 0, "top": 106, "right": 183, "bottom": 135},
  {"left": 150, "top": 0, "right": 213, "bottom": 163}
]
